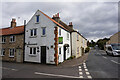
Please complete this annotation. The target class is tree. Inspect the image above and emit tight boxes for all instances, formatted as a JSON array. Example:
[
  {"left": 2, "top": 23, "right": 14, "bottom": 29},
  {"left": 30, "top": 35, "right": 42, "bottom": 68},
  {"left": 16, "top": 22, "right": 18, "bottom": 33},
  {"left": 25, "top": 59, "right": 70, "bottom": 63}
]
[{"left": 96, "top": 38, "right": 110, "bottom": 50}]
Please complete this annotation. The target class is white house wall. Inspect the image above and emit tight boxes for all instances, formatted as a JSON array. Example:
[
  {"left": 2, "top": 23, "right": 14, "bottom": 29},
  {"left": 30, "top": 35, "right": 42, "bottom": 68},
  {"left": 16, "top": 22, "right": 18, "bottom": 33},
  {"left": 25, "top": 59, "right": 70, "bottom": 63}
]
[{"left": 58, "top": 27, "right": 71, "bottom": 63}]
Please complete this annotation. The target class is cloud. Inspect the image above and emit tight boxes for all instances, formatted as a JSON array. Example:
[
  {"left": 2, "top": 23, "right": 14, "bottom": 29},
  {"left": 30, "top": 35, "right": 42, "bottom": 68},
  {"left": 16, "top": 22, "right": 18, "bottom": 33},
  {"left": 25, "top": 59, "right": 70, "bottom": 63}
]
[{"left": 1, "top": 2, "right": 118, "bottom": 42}]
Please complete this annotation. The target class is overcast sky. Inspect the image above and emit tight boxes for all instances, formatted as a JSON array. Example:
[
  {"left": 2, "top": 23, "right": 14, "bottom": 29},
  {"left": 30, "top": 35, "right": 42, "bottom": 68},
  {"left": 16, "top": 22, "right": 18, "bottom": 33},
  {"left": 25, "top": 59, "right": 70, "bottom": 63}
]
[{"left": 1, "top": 2, "right": 119, "bottom": 42}]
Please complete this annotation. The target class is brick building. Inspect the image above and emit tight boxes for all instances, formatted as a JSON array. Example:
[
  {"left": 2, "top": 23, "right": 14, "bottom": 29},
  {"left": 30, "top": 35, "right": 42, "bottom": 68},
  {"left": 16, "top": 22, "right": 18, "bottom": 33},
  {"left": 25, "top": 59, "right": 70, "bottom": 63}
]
[{"left": 0, "top": 19, "right": 24, "bottom": 62}]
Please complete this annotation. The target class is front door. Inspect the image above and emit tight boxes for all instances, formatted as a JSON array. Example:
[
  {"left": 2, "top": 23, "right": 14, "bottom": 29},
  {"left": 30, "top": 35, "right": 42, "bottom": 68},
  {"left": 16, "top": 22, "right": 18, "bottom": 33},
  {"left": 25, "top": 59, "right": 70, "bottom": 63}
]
[
  {"left": 16, "top": 49, "right": 21, "bottom": 62},
  {"left": 41, "top": 46, "right": 46, "bottom": 64},
  {"left": 64, "top": 46, "right": 66, "bottom": 60}
]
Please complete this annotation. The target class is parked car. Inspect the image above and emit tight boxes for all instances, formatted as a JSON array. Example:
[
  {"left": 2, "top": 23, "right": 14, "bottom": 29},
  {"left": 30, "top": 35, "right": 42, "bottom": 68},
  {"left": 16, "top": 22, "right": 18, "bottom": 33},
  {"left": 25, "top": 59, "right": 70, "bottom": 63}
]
[{"left": 105, "top": 43, "right": 120, "bottom": 56}]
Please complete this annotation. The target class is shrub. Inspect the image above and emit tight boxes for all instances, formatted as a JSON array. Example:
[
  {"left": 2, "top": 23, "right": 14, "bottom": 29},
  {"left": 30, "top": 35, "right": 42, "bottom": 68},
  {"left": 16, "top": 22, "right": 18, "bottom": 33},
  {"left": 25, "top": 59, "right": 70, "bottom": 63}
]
[{"left": 85, "top": 47, "right": 90, "bottom": 53}]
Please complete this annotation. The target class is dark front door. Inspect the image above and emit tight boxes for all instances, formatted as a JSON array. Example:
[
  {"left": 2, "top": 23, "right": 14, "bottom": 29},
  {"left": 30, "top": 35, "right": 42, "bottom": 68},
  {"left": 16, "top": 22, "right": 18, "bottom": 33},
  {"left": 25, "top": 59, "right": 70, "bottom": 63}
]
[
  {"left": 64, "top": 46, "right": 66, "bottom": 60},
  {"left": 41, "top": 46, "right": 46, "bottom": 64}
]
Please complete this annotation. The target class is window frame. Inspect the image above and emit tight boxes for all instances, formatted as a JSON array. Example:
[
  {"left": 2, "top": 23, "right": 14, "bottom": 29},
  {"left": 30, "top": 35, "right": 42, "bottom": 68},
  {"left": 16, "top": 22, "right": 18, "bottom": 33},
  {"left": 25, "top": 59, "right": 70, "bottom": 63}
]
[
  {"left": 10, "top": 35, "right": 15, "bottom": 42},
  {"left": 59, "top": 47, "right": 61, "bottom": 54},
  {"left": 29, "top": 47, "right": 37, "bottom": 55},
  {"left": 30, "top": 28, "right": 37, "bottom": 37},
  {"left": 41, "top": 27, "right": 46, "bottom": 36},
  {"left": 77, "top": 34, "right": 79, "bottom": 41},
  {"left": 1, "top": 48, "right": 5, "bottom": 56},
  {"left": 59, "top": 28, "right": 61, "bottom": 36},
  {"left": 67, "top": 33, "right": 69, "bottom": 40},
  {"left": 36, "top": 15, "right": 40, "bottom": 23},
  {"left": 2, "top": 36, "right": 6, "bottom": 43},
  {"left": 9, "top": 48, "right": 15, "bottom": 57}
]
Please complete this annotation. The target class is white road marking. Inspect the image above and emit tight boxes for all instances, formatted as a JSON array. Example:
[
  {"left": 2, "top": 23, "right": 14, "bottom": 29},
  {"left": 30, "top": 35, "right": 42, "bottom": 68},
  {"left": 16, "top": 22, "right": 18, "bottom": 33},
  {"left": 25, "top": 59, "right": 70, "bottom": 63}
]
[
  {"left": 86, "top": 72, "right": 90, "bottom": 75},
  {"left": 83, "top": 63, "right": 86, "bottom": 65},
  {"left": 87, "top": 76, "right": 92, "bottom": 79},
  {"left": 0, "top": 67, "right": 18, "bottom": 71},
  {"left": 79, "top": 76, "right": 83, "bottom": 78},
  {"left": 79, "top": 66, "right": 81, "bottom": 68},
  {"left": 85, "top": 69, "right": 88, "bottom": 71},
  {"left": 79, "top": 69, "right": 82, "bottom": 71},
  {"left": 35, "top": 72, "right": 80, "bottom": 78},
  {"left": 111, "top": 60, "right": 120, "bottom": 64},
  {"left": 79, "top": 72, "right": 83, "bottom": 75},
  {"left": 103, "top": 56, "right": 107, "bottom": 59}
]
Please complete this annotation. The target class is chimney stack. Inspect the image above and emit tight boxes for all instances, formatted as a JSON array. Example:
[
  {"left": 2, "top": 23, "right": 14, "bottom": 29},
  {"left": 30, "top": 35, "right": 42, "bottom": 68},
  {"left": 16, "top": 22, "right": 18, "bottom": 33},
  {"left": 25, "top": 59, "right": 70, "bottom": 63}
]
[
  {"left": 52, "top": 13, "right": 60, "bottom": 22},
  {"left": 11, "top": 18, "right": 16, "bottom": 28},
  {"left": 68, "top": 22, "right": 73, "bottom": 29}
]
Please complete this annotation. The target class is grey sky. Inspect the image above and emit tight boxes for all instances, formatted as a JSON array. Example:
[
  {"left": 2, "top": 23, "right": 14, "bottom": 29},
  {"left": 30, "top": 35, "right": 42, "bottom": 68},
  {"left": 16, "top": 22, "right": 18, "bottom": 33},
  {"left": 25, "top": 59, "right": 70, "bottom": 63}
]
[{"left": 1, "top": 2, "right": 118, "bottom": 41}]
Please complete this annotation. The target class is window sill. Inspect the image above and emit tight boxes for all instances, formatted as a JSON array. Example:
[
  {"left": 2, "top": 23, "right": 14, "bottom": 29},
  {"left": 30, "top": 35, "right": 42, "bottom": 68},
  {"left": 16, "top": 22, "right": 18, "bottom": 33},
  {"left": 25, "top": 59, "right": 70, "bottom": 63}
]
[
  {"left": 29, "top": 36, "right": 37, "bottom": 38},
  {"left": 9, "top": 41, "right": 15, "bottom": 43},
  {"left": 29, "top": 54, "right": 37, "bottom": 57},
  {"left": 9, "top": 56, "right": 14, "bottom": 58},
  {"left": 35, "top": 22, "right": 39, "bottom": 24},
  {"left": 41, "top": 35, "right": 46, "bottom": 37},
  {"left": 1, "top": 55, "right": 4, "bottom": 57}
]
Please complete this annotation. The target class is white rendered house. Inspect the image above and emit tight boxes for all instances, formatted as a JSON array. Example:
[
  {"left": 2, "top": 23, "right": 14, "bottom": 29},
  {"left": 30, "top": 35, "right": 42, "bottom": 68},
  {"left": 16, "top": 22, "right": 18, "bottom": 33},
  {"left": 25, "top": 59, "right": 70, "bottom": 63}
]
[{"left": 24, "top": 10, "right": 71, "bottom": 65}]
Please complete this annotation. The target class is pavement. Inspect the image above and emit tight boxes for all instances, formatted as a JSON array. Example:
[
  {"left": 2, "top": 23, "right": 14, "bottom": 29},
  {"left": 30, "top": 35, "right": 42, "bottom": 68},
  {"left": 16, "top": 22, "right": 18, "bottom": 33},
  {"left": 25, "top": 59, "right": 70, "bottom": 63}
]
[{"left": 58, "top": 53, "right": 89, "bottom": 67}]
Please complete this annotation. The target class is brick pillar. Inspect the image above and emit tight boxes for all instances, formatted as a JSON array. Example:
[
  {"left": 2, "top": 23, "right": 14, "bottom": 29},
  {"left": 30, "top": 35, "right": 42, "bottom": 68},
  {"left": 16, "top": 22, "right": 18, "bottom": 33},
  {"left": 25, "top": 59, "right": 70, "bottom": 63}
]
[{"left": 54, "top": 26, "right": 58, "bottom": 66}]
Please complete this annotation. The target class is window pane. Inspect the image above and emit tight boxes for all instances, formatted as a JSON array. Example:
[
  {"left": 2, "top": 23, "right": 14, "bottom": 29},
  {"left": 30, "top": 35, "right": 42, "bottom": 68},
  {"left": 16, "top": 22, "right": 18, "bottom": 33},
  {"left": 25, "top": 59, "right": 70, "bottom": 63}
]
[
  {"left": 36, "top": 15, "right": 39, "bottom": 22},
  {"left": 42, "top": 28, "right": 46, "bottom": 35},
  {"left": 33, "top": 48, "right": 36, "bottom": 54},
  {"left": 34, "top": 29, "right": 37, "bottom": 36},
  {"left": 3, "top": 49, "right": 5, "bottom": 55},
  {"left": 13, "top": 36, "right": 15, "bottom": 41},
  {"left": 30, "top": 48, "right": 32, "bottom": 54},
  {"left": 59, "top": 47, "right": 61, "bottom": 54},
  {"left": 59, "top": 29, "right": 61, "bottom": 36},
  {"left": 31, "top": 30, "right": 33, "bottom": 36}
]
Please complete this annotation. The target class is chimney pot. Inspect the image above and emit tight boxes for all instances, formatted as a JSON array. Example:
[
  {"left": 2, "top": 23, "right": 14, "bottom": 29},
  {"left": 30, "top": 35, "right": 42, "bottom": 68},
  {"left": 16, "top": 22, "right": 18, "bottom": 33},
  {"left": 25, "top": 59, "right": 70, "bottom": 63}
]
[{"left": 11, "top": 18, "right": 16, "bottom": 28}]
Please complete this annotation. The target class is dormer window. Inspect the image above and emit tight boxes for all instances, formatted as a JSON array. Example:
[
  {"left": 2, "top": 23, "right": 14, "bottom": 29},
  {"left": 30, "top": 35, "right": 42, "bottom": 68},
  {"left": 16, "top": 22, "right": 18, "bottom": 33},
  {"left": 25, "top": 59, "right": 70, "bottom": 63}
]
[{"left": 36, "top": 15, "right": 39, "bottom": 23}]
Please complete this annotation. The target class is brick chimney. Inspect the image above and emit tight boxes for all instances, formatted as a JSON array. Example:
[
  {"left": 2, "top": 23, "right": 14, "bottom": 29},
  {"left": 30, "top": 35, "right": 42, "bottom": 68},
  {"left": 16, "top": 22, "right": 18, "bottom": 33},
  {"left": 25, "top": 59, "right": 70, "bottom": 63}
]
[
  {"left": 11, "top": 18, "right": 16, "bottom": 28},
  {"left": 68, "top": 22, "right": 73, "bottom": 29},
  {"left": 52, "top": 13, "right": 60, "bottom": 22}
]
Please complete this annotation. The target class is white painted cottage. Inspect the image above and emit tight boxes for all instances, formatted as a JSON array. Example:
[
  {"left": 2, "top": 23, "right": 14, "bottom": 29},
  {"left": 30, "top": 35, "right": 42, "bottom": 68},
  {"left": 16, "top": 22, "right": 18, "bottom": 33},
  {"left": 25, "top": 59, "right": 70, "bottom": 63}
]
[{"left": 24, "top": 10, "right": 71, "bottom": 65}]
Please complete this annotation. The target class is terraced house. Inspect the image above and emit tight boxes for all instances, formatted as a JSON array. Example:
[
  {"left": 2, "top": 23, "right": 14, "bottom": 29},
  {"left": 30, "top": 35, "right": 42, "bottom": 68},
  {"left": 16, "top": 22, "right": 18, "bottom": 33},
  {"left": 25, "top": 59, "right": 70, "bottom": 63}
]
[
  {"left": 71, "top": 30, "right": 87, "bottom": 58},
  {"left": 0, "top": 19, "right": 24, "bottom": 62},
  {"left": 24, "top": 10, "right": 71, "bottom": 65}
]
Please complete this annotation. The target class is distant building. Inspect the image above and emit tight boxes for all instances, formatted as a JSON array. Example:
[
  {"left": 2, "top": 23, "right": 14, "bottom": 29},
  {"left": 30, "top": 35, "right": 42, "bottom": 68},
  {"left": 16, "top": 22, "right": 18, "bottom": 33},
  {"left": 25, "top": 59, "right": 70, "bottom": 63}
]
[
  {"left": 0, "top": 19, "right": 24, "bottom": 62},
  {"left": 106, "top": 31, "right": 120, "bottom": 44},
  {"left": 71, "top": 30, "right": 87, "bottom": 58}
]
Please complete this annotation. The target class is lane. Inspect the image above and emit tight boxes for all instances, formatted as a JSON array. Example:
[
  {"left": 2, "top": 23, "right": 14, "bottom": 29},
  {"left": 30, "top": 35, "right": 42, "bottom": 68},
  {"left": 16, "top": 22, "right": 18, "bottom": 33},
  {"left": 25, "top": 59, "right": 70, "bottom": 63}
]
[{"left": 86, "top": 49, "right": 118, "bottom": 78}]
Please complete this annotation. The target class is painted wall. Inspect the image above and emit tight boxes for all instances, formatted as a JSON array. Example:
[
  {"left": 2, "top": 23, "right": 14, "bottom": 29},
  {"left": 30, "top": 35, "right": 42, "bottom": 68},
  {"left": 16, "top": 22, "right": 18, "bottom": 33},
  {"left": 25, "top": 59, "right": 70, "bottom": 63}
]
[
  {"left": 25, "top": 10, "right": 56, "bottom": 64},
  {"left": 58, "top": 27, "right": 71, "bottom": 63},
  {"left": 25, "top": 10, "right": 71, "bottom": 64},
  {"left": 71, "top": 32, "right": 87, "bottom": 58}
]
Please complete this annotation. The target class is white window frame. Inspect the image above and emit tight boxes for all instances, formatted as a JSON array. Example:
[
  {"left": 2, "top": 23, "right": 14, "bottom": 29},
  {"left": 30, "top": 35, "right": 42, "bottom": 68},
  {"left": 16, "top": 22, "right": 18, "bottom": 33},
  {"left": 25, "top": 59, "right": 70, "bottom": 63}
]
[
  {"left": 10, "top": 36, "right": 15, "bottom": 42},
  {"left": 59, "top": 47, "right": 61, "bottom": 54},
  {"left": 1, "top": 49, "right": 5, "bottom": 56},
  {"left": 59, "top": 28, "right": 61, "bottom": 36},
  {"left": 77, "top": 34, "right": 79, "bottom": 41},
  {"left": 9, "top": 48, "right": 15, "bottom": 57},
  {"left": 67, "top": 48, "right": 69, "bottom": 53},
  {"left": 29, "top": 47, "right": 37, "bottom": 55},
  {"left": 36, "top": 15, "right": 40, "bottom": 23},
  {"left": 30, "top": 28, "right": 37, "bottom": 37},
  {"left": 2, "top": 36, "right": 6, "bottom": 43},
  {"left": 67, "top": 33, "right": 69, "bottom": 40},
  {"left": 41, "top": 27, "right": 46, "bottom": 36}
]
